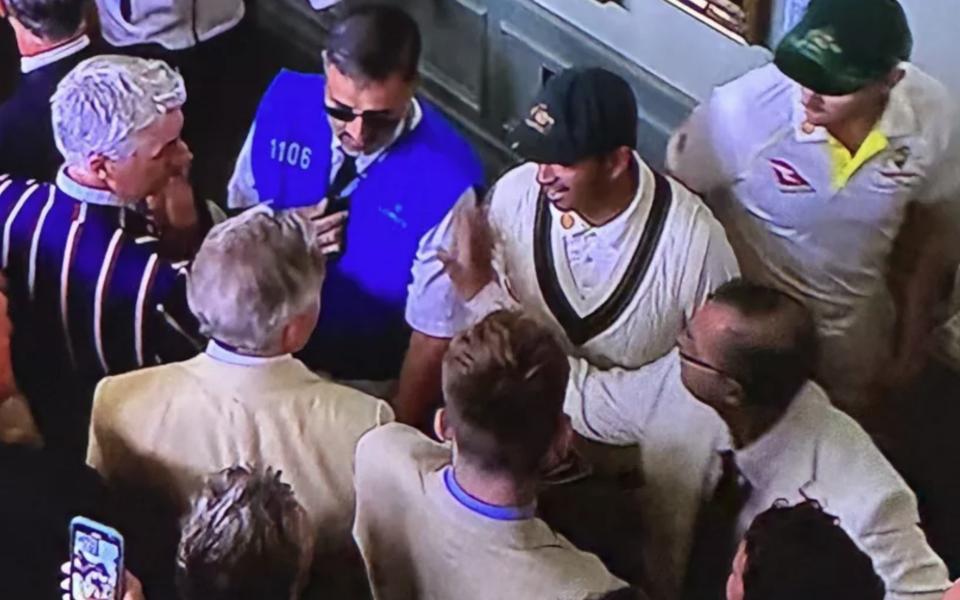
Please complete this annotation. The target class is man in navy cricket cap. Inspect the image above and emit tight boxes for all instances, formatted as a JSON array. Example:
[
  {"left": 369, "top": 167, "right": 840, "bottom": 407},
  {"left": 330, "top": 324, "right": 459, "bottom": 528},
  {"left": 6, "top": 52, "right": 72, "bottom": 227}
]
[
  {"left": 668, "top": 0, "right": 960, "bottom": 415},
  {"left": 400, "top": 66, "right": 738, "bottom": 456}
]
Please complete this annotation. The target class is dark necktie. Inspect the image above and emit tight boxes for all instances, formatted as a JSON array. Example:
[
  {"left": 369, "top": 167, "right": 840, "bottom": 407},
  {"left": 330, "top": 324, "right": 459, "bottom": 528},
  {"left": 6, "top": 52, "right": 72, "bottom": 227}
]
[
  {"left": 329, "top": 152, "right": 358, "bottom": 200},
  {"left": 682, "top": 450, "right": 753, "bottom": 600}
]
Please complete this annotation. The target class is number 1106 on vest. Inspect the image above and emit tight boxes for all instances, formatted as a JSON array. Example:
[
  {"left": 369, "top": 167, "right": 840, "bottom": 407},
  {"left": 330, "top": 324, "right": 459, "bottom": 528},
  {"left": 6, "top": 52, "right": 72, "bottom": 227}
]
[{"left": 270, "top": 139, "right": 313, "bottom": 170}]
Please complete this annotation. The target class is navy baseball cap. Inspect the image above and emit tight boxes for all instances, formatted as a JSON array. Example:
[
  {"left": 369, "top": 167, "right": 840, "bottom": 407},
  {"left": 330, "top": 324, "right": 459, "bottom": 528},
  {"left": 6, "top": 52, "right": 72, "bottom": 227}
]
[{"left": 509, "top": 67, "right": 638, "bottom": 166}]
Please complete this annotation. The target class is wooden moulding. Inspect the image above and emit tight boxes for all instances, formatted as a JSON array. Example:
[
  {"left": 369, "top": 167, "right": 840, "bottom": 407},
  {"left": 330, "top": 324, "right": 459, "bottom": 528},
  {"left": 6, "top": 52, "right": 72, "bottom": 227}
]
[{"left": 660, "top": 0, "right": 772, "bottom": 46}]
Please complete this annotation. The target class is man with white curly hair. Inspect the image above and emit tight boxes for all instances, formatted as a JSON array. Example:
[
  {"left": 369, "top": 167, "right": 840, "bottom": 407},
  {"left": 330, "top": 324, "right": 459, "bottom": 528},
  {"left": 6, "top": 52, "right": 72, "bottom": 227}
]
[
  {"left": 87, "top": 207, "right": 393, "bottom": 596},
  {"left": 0, "top": 54, "right": 208, "bottom": 458}
]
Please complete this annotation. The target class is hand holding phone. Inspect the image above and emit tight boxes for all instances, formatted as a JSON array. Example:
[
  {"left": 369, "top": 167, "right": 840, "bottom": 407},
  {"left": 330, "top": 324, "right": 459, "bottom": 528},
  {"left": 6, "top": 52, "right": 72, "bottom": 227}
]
[{"left": 67, "top": 517, "right": 125, "bottom": 600}]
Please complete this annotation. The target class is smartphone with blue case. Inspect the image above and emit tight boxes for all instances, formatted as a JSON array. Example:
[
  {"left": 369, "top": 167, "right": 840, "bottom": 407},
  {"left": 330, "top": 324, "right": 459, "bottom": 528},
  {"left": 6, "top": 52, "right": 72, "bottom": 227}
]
[{"left": 68, "top": 516, "right": 124, "bottom": 600}]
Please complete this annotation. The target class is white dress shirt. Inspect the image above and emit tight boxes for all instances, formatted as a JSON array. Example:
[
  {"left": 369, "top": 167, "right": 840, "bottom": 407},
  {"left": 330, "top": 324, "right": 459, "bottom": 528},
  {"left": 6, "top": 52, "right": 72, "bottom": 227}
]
[
  {"left": 565, "top": 349, "right": 951, "bottom": 600},
  {"left": 204, "top": 340, "right": 290, "bottom": 366}
]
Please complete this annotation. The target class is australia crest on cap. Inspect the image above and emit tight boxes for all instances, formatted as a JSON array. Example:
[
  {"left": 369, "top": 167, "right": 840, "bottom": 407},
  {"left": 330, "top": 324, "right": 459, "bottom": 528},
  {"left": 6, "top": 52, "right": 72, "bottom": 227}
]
[
  {"left": 794, "top": 27, "right": 843, "bottom": 61},
  {"left": 891, "top": 145, "right": 911, "bottom": 169},
  {"left": 525, "top": 103, "right": 556, "bottom": 136}
]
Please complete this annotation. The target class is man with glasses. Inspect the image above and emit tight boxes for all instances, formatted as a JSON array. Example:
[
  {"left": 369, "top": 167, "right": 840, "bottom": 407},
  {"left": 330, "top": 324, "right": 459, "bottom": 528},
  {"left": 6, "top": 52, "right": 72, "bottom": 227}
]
[
  {"left": 227, "top": 4, "right": 483, "bottom": 393},
  {"left": 572, "top": 279, "right": 950, "bottom": 600}
]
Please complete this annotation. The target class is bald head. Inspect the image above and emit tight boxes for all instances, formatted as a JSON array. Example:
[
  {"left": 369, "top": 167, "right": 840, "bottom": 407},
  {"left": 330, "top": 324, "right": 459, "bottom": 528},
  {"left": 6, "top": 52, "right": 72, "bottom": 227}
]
[{"left": 686, "top": 279, "right": 818, "bottom": 409}]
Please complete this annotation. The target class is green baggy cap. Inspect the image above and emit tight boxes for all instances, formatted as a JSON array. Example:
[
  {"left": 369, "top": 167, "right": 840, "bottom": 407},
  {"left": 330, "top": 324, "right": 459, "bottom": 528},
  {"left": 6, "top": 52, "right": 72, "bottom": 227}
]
[{"left": 775, "top": 0, "right": 912, "bottom": 96}]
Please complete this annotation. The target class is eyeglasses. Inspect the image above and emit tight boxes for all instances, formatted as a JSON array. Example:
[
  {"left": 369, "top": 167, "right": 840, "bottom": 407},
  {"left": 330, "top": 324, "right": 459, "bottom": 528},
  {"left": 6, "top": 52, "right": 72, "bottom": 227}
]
[{"left": 323, "top": 102, "right": 403, "bottom": 129}]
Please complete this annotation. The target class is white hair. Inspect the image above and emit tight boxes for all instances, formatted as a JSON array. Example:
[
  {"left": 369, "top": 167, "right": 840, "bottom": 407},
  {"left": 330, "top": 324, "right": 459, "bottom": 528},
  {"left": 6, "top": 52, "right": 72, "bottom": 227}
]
[
  {"left": 187, "top": 207, "right": 324, "bottom": 354},
  {"left": 51, "top": 54, "right": 186, "bottom": 166}
]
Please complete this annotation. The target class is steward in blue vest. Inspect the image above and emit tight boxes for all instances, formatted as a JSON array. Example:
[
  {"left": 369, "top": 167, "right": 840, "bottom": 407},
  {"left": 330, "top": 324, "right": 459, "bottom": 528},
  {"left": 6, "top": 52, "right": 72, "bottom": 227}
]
[{"left": 246, "top": 69, "right": 484, "bottom": 381}]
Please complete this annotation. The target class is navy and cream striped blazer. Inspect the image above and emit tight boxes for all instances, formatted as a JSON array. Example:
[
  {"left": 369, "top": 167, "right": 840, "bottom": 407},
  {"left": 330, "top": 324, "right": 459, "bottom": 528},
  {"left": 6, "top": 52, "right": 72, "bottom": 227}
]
[{"left": 0, "top": 170, "right": 202, "bottom": 456}]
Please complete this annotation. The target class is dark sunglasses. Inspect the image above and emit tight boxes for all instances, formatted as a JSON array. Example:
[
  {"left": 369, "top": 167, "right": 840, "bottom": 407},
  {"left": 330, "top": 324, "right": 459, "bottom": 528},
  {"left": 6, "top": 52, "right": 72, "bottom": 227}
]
[{"left": 323, "top": 103, "right": 403, "bottom": 129}]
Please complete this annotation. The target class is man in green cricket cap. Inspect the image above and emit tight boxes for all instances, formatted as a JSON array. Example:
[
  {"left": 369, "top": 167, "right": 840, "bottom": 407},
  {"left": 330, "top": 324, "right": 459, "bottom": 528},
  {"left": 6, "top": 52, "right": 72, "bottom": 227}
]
[{"left": 667, "top": 0, "right": 960, "bottom": 415}]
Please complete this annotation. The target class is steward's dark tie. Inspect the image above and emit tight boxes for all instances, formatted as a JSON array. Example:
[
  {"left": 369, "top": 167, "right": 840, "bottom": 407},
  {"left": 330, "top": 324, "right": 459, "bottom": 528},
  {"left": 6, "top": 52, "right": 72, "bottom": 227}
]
[
  {"left": 329, "top": 153, "right": 358, "bottom": 200},
  {"left": 682, "top": 449, "right": 752, "bottom": 600}
]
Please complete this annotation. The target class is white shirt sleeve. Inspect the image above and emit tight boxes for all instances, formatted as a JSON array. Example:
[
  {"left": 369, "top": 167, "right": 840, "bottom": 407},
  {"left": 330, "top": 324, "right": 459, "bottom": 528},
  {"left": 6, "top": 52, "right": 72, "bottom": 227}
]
[
  {"left": 916, "top": 108, "right": 960, "bottom": 242},
  {"left": 463, "top": 280, "right": 518, "bottom": 324},
  {"left": 564, "top": 349, "right": 682, "bottom": 446},
  {"left": 685, "top": 205, "right": 741, "bottom": 315},
  {"left": 855, "top": 489, "right": 952, "bottom": 600},
  {"left": 226, "top": 124, "right": 260, "bottom": 210},
  {"left": 666, "top": 100, "right": 732, "bottom": 194},
  {"left": 404, "top": 186, "right": 477, "bottom": 338}
]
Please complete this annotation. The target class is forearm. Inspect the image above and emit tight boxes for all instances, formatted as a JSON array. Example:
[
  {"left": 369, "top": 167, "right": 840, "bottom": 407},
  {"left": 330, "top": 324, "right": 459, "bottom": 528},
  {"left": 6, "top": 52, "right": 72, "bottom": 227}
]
[
  {"left": 565, "top": 351, "right": 678, "bottom": 445},
  {"left": 393, "top": 331, "right": 450, "bottom": 431},
  {"left": 898, "top": 258, "right": 944, "bottom": 353},
  {"left": 889, "top": 207, "right": 953, "bottom": 355},
  {"left": 158, "top": 222, "right": 204, "bottom": 261},
  {"left": 153, "top": 177, "right": 212, "bottom": 261}
]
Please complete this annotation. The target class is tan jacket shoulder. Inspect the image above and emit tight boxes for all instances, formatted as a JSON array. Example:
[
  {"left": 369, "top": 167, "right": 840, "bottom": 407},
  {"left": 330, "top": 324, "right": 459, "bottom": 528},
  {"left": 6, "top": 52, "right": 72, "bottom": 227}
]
[{"left": 87, "top": 353, "right": 394, "bottom": 505}]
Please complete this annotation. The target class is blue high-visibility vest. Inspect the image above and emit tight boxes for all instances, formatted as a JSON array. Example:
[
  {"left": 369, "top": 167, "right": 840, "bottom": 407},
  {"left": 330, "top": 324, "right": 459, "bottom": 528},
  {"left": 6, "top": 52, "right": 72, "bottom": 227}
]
[{"left": 251, "top": 69, "right": 484, "bottom": 379}]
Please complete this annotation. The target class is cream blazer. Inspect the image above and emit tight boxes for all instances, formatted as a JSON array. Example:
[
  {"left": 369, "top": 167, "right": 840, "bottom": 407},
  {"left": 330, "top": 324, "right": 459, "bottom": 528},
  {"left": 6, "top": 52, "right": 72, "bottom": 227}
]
[{"left": 87, "top": 352, "right": 394, "bottom": 555}]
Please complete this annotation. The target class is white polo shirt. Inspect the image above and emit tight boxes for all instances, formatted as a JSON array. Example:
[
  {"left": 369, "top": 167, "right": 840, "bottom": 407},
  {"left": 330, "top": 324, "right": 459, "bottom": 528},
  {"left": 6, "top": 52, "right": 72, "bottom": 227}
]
[
  {"left": 668, "top": 63, "right": 960, "bottom": 390},
  {"left": 407, "top": 154, "right": 739, "bottom": 368}
]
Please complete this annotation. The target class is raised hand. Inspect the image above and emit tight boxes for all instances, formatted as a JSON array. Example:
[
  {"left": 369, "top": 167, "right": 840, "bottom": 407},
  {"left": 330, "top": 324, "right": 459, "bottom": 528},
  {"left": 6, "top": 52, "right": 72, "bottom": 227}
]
[{"left": 437, "top": 202, "right": 495, "bottom": 301}]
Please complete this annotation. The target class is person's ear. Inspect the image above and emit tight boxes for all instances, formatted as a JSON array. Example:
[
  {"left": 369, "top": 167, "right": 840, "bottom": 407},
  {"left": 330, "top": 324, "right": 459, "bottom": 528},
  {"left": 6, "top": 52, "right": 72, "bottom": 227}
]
[
  {"left": 87, "top": 155, "right": 109, "bottom": 182},
  {"left": 280, "top": 307, "right": 318, "bottom": 354},
  {"left": 718, "top": 376, "right": 746, "bottom": 410},
  {"left": 0, "top": 1, "right": 8, "bottom": 19},
  {"left": 887, "top": 67, "right": 906, "bottom": 90},
  {"left": 433, "top": 407, "right": 453, "bottom": 442},
  {"left": 607, "top": 146, "right": 632, "bottom": 180}
]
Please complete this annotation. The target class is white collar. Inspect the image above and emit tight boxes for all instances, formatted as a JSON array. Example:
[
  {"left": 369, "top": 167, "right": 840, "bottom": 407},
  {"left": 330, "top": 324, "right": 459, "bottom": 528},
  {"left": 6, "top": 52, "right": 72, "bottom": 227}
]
[
  {"left": 550, "top": 151, "right": 650, "bottom": 243},
  {"left": 55, "top": 166, "right": 128, "bottom": 207},
  {"left": 731, "top": 382, "right": 826, "bottom": 490},
  {"left": 330, "top": 97, "right": 424, "bottom": 167},
  {"left": 205, "top": 340, "right": 291, "bottom": 366},
  {"left": 20, "top": 34, "right": 90, "bottom": 74},
  {"left": 791, "top": 64, "right": 918, "bottom": 144}
]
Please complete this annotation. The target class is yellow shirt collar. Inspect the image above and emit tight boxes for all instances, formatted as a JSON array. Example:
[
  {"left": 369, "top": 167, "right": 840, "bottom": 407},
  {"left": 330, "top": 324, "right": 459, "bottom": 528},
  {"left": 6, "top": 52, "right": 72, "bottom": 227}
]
[{"left": 826, "top": 130, "right": 889, "bottom": 190}]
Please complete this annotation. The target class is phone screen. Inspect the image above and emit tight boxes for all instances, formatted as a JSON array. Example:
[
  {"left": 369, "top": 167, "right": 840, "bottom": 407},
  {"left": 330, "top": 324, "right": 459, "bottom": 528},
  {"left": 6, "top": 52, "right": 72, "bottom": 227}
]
[{"left": 69, "top": 517, "right": 124, "bottom": 600}]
